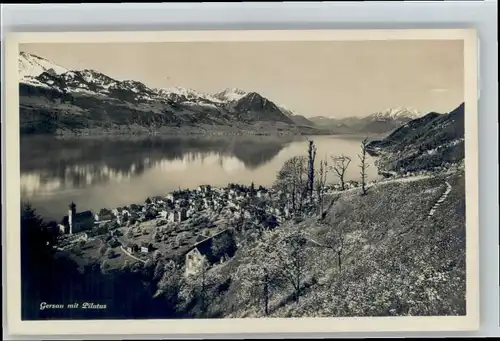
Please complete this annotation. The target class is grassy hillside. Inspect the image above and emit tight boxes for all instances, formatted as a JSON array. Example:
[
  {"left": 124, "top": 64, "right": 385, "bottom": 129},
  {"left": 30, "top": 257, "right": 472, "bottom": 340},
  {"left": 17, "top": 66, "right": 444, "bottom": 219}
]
[
  {"left": 276, "top": 172, "right": 465, "bottom": 317},
  {"left": 179, "top": 170, "right": 466, "bottom": 318},
  {"left": 367, "top": 103, "right": 465, "bottom": 174}
]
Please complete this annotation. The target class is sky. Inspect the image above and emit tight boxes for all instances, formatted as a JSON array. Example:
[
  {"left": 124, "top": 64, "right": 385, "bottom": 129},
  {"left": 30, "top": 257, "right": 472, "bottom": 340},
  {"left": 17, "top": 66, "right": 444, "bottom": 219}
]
[{"left": 20, "top": 40, "right": 464, "bottom": 118}]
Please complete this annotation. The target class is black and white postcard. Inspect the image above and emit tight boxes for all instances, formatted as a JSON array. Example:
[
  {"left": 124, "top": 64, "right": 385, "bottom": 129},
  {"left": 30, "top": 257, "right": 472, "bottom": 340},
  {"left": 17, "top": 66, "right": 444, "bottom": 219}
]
[{"left": 4, "top": 29, "right": 480, "bottom": 336}]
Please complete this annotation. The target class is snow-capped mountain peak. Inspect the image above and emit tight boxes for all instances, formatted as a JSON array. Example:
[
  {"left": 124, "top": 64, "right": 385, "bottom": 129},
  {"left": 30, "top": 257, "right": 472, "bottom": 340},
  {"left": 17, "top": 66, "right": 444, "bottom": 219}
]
[
  {"left": 154, "top": 86, "right": 222, "bottom": 104},
  {"left": 18, "top": 52, "right": 69, "bottom": 81},
  {"left": 370, "top": 107, "right": 421, "bottom": 121},
  {"left": 213, "top": 88, "right": 248, "bottom": 102}
]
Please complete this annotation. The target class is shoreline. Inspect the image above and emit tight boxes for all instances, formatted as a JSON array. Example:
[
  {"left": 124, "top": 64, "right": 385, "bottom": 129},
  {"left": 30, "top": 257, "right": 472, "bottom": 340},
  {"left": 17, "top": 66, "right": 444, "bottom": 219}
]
[
  {"left": 20, "top": 130, "right": 340, "bottom": 139},
  {"left": 37, "top": 166, "right": 457, "bottom": 225}
]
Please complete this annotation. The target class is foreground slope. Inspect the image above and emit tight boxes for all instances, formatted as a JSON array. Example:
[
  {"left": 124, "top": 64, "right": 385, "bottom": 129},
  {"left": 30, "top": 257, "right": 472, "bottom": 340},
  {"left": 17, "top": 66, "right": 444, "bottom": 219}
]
[{"left": 189, "top": 170, "right": 466, "bottom": 318}]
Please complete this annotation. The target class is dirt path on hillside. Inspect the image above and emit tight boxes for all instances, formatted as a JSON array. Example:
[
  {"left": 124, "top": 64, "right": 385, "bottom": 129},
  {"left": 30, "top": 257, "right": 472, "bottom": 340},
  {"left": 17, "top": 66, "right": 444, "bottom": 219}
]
[{"left": 427, "top": 181, "right": 452, "bottom": 218}]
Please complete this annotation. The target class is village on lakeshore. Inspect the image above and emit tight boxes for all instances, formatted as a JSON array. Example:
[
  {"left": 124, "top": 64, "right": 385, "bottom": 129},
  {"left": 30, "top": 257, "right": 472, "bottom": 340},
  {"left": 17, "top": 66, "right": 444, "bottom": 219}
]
[
  {"left": 16, "top": 36, "right": 470, "bottom": 321},
  {"left": 48, "top": 156, "right": 462, "bottom": 280},
  {"left": 53, "top": 182, "right": 301, "bottom": 277},
  {"left": 53, "top": 178, "right": 358, "bottom": 277}
]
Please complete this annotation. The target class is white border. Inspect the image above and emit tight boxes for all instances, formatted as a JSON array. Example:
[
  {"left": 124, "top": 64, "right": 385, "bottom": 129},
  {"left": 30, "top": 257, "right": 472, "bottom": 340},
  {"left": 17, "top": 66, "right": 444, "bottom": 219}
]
[{"left": 3, "top": 28, "right": 479, "bottom": 336}]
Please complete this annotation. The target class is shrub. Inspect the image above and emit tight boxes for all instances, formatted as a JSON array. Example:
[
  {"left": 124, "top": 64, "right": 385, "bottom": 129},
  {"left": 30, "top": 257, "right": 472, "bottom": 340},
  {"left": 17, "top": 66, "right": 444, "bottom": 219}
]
[
  {"left": 106, "top": 248, "right": 115, "bottom": 259},
  {"left": 99, "top": 245, "right": 108, "bottom": 255},
  {"left": 101, "top": 260, "right": 110, "bottom": 275}
]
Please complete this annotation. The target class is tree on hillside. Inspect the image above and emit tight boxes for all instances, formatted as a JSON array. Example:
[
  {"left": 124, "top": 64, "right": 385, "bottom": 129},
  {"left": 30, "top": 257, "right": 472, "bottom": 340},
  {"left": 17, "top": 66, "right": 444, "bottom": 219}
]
[
  {"left": 178, "top": 258, "right": 210, "bottom": 316},
  {"left": 234, "top": 231, "right": 285, "bottom": 316},
  {"left": 99, "top": 208, "right": 113, "bottom": 218},
  {"left": 276, "top": 226, "right": 309, "bottom": 304},
  {"left": 153, "top": 261, "right": 165, "bottom": 281},
  {"left": 121, "top": 260, "right": 131, "bottom": 272},
  {"left": 145, "top": 197, "right": 152, "bottom": 205},
  {"left": 99, "top": 245, "right": 108, "bottom": 256},
  {"left": 143, "top": 258, "right": 155, "bottom": 278},
  {"left": 145, "top": 208, "right": 157, "bottom": 220},
  {"left": 264, "top": 215, "right": 279, "bottom": 230},
  {"left": 156, "top": 260, "right": 181, "bottom": 307},
  {"left": 358, "top": 137, "right": 370, "bottom": 195},
  {"left": 153, "top": 250, "right": 163, "bottom": 262},
  {"left": 274, "top": 156, "right": 309, "bottom": 213},
  {"left": 128, "top": 217, "right": 137, "bottom": 226},
  {"left": 122, "top": 213, "right": 129, "bottom": 224},
  {"left": 101, "top": 260, "right": 110, "bottom": 275},
  {"left": 307, "top": 139, "right": 317, "bottom": 201},
  {"left": 105, "top": 248, "right": 115, "bottom": 259},
  {"left": 249, "top": 182, "right": 256, "bottom": 197},
  {"left": 331, "top": 155, "right": 352, "bottom": 191},
  {"left": 211, "top": 230, "right": 237, "bottom": 260},
  {"left": 322, "top": 220, "right": 346, "bottom": 274},
  {"left": 315, "top": 159, "right": 329, "bottom": 216},
  {"left": 126, "top": 228, "right": 134, "bottom": 239},
  {"left": 20, "top": 202, "right": 54, "bottom": 319},
  {"left": 131, "top": 261, "right": 143, "bottom": 273}
]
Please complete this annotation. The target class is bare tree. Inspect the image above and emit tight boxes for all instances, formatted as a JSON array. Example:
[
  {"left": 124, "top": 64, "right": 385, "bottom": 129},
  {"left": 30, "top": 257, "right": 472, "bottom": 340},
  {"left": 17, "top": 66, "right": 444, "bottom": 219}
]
[
  {"left": 358, "top": 137, "right": 370, "bottom": 195},
  {"left": 198, "top": 258, "right": 210, "bottom": 316},
  {"left": 306, "top": 139, "right": 317, "bottom": 201},
  {"left": 277, "top": 227, "right": 309, "bottom": 304},
  {"left": 274, "top": 156, "right": 309, "bottom": 213},
  {"left": 314, "top": 159, "right": 329, "bottom": 216},
  {"left": 126, "top": 228, "right": 134, "bottom": 239},
  {"left": 330, "top": 155, "right": 352, "bottom": 191},
  {"left": 235, "top": 231, "right": 285, "bottom": 316},
  {"left": 322, "top": 221, "right": 346, "bottom": 274}
]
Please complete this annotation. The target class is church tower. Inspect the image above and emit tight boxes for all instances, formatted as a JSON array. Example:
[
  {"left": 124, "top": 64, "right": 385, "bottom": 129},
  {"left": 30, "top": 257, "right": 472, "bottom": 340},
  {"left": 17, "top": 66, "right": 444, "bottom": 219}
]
[{"left": 68, "top": 202, "right": 76, "bottom": 234}]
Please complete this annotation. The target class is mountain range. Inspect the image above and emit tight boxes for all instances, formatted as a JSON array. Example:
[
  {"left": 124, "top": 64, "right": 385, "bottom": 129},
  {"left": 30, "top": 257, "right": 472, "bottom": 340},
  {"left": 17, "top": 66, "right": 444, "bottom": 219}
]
[
  {"left": 366, "top": 102, "right": 465, "bottom": 174},
  {"left": 18, "top": 52, "right": 422, "bottom": 136},
  {"left": 307, "top": 107, "right": 422, "bottom": 134}
]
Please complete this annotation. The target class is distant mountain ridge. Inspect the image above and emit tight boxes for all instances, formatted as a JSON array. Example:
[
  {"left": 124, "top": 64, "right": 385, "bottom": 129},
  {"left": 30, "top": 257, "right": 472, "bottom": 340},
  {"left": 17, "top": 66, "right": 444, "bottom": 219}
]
[
  {"left": 366, "top": 103, "right": 465, "bottom": 174},
  {"left": 308, "top": 107, "right": 423, "bottom": 134},
  {"left": 18, "top": 51, "right": 426, "bottom": 137},
  {"left": 18, "top": 52, "right": 325, "bottom": 136}
]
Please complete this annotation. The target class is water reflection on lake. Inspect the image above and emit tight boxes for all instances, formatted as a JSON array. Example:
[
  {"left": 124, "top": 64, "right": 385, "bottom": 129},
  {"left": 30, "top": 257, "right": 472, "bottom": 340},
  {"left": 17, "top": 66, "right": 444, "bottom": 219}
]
[{"left": 20, "top": 135, "right": 381, "bottom": 220}]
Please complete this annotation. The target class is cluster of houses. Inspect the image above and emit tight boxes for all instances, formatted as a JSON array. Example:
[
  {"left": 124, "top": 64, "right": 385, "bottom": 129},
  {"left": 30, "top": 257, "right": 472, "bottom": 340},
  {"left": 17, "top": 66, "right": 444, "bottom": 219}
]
[
  {"left": 55, "top": 184, "right": 301, "bottom": 275},
  {"left": 57, "top": 184, "right": 296, "bottom": 238}
]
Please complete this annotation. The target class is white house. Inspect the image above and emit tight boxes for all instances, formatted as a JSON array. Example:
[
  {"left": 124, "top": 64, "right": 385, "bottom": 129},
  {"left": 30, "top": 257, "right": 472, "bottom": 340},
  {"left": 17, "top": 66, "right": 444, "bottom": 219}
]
[
  {"left": 167, "top": 212, "right": 175, "bottom": 223},
  {"left": 58, "top": 224, "right": 67, "bottom": 234}
]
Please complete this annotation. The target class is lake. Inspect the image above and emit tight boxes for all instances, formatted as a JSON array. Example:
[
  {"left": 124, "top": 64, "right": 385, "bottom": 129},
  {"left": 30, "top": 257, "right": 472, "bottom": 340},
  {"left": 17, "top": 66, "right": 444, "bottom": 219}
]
[{"left": 20, "top": 135, "right": 382, "bottom": 220}]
